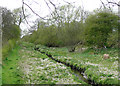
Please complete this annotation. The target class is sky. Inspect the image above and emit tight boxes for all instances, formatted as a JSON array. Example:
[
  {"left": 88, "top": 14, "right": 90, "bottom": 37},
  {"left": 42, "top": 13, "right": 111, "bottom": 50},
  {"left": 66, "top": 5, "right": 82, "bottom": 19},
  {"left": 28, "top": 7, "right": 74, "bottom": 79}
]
[
  {"left": 0, "top": 0, "right": 107, "bottom": 12},
  {"left": 0, "top": 0, "right": 118, "bottom": 12},
  {"left": 0, "top": 0, "right": 119, "bottom": 35}
]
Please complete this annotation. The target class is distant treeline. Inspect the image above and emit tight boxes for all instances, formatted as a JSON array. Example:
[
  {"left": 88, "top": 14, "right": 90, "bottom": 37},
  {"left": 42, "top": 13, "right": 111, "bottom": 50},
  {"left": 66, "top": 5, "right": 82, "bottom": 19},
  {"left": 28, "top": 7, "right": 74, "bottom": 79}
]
[{"left": 22, "top": 5, "right": 118, "bottom": 49}]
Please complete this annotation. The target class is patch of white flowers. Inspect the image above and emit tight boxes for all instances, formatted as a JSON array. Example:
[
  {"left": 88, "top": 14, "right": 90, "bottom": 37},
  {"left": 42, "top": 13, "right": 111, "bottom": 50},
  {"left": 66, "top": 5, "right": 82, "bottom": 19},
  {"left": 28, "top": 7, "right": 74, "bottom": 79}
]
[
  {"left": 19, "top": 49, "right": 81, "bottom": 84},
  {"left": 54, "top": 54, "right": 118, "bottom": 82},
  {"left": 85, "top": 61, "right": 118, "bottom": 80},
  {"left": 85, "top": 62, "right": 100, "bottom": 66}
]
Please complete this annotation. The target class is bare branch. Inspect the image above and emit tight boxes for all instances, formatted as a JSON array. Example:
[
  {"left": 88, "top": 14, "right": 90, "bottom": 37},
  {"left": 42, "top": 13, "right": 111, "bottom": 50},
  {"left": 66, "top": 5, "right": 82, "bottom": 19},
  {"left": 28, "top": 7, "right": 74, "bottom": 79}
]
[
  {"left": 44, "top": 0, "right": 54, "bottom": 17},
  {"left": 108, "top": 1, "right": 120, "bottom": 6},
  {"left": 23, "top": 2, "right": 47, "bottom": 20},
  {"left": 48, "top": 0, "right": 62, "bottom": 28},
  {"left": 63, "top": 0, "right": 75, "bottom": 5},
  {"left": 100, "top": 0, "right": 106, "bottom": 8},
  {"left": 99, "top": 0, "right": 114, "bottom": 12},
  {"left": 63, "top": 0, "right": 71, "bottom": 4},
  {"left": 22, "top": 0, "right": 32, "bottom": 28},
  {"left": 33, "top": 0, "right": 39, "bottom": 5},
  {"left": 48, "top": 0, "right": 57, "bottom": 9}
]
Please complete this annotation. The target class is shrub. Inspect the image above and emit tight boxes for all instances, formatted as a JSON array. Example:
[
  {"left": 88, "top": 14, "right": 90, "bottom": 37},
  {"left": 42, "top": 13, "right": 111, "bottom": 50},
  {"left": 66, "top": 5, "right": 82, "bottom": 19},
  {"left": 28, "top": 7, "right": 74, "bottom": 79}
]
[
  {"left": 2, "top": 39, "right": 17, "bottom": 57},
  {"left": 84, "top": 9, "right": 118, "bottom": 48}
]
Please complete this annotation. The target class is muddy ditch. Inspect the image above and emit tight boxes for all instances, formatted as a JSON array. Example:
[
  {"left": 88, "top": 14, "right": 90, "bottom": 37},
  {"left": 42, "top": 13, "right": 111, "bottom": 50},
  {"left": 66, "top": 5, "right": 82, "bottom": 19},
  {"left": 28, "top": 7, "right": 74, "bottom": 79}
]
[{"left": 34, "top": 47, "right": 101, "bottom": 86}]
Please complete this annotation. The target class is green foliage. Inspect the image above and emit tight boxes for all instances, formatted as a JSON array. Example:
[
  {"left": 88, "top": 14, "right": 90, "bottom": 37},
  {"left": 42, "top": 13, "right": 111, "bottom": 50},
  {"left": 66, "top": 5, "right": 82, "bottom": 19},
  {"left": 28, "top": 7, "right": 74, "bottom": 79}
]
[
  {"left": 84, "top": 9, "right": 118, "bottom": 48},
  {"left": 107, "top": 30, "right": 118, "bottom": 48},
  {"left": 38, "top": 25, "right": 58, "bottom": 46},
  {"left": 3, "top": 25, "right": 21, "bottom": 41},
  {"left": 23, "top": 21, "right": 84, "bottom": 47},
  {"left": 2, "top": 7, "right": 21, "bottom": 57},
  {"left": 0, "top": 65, "right": 2, "bottom": 85},
  {"left": 64, "top": 21, "right": 84, "bottom": 46},
  {"left": 22, "top": 42, "right": 34, "bottom": 49},
  {"left": 31, "top": 25, "right": 60, "bottom": 47},
  {"left": 2, "top": 7, "right": 15, "bottom": 26},
  {"left": 23, "top": 7, "right": 118, "bottom": 51},
  {"left": 2, "top": 39, "right": 16, "bottom": 57},
  {"left": 22, "top": 5, "right": 85, "bottom": 48}
]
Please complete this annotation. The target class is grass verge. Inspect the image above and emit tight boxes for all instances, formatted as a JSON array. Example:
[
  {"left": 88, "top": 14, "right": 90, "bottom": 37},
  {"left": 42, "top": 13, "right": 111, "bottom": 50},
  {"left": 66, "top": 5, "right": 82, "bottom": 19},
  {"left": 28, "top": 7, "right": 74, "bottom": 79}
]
[{"left": 2, "top": 45, "right": 23, "bottom": 84}]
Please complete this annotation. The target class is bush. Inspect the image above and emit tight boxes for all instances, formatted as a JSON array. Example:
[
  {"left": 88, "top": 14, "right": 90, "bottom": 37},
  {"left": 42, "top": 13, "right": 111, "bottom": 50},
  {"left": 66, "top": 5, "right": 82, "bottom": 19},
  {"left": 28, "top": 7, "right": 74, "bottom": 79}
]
[
  {"left": 84, "top": 9, "right": 118, "bottom": 48},
  {"left": 2, "top": 39, "right": 17, "bottom": 57}
]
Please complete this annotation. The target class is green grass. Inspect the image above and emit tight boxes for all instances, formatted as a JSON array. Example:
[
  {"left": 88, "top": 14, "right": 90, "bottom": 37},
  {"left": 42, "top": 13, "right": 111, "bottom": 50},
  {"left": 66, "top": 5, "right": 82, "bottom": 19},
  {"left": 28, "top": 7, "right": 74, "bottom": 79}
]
[
  {"left": 0, "top": 65, "right": 2, "bottom": 85},
  {"left": 2, "top": 45, "right": 23, "bottom": 84}
]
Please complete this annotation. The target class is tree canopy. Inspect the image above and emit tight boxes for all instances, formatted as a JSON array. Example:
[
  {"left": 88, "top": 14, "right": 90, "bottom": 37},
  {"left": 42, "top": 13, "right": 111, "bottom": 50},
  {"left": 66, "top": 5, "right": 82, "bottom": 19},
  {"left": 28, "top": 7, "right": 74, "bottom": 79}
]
[{"left": 84, "top": 9, "right": 118, "bottom": 48}]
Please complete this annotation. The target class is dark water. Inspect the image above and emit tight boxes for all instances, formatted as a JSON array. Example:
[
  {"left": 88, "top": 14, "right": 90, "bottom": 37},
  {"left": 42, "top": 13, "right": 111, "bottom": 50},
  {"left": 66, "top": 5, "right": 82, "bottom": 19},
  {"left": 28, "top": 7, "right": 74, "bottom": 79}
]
[{"left": 71, "top": 69, "right": 89, "bottom": 83}]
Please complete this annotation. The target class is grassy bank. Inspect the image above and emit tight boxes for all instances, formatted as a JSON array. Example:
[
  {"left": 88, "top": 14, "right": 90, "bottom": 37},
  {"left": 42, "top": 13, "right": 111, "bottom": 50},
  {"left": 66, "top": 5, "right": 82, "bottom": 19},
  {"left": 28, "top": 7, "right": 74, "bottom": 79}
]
[
  {"left": 0, "top": 64, "right": 2, "bottom": 85},
  {"left": 2, "top": 45, "right": 23, "bottom": 84},
  {"left": 36, "top": 44, "right": 118, "bottom": 85}
]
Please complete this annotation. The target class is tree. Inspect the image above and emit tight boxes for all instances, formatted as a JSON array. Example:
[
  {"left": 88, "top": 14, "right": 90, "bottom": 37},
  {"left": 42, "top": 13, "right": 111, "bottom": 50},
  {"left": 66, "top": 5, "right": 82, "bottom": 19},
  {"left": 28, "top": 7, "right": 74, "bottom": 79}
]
[
  {"left": 2, "top": 8, "right": 15, "bottom": 27},
  {"left": 2, "top": 8, "right": 21, "bottom": 43},
  {"left": 13, "top": 7, "right": 25, "bottom": 26},
  {"left": 2, "top": 7, "right": 21, "bottom": 57},
  {"left": 22, "top": 4, "right": 88, "bottom": 51},
  {"left": 84, "top": 9, "right": 118, "bottom": 48},
  {"left": 107, "top": 29, "right": 118, "bottom": 48},
  {"left": 49, "top": 4, "right": 87, "bottom": 45}
]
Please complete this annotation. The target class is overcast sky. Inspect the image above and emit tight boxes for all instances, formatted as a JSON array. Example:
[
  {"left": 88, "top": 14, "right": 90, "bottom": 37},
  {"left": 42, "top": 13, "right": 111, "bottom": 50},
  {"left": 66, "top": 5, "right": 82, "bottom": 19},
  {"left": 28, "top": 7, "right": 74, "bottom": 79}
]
[
  {"left": 0, "top": 0, "right": 111, "bottom": 12},
  {"left": 0, "top": 0, "right": 119, "bottom": 34},
  {"left": 0, "top": 0, "right": 118, "bottom": 11}
]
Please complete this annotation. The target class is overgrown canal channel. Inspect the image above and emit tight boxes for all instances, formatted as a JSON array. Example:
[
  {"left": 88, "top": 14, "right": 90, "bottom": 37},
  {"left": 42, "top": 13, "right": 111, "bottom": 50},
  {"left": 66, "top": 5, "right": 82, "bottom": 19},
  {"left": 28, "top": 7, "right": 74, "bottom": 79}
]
[
  {"left": 34, "top": 46, "right": 100, "bottom": 86},
  {"left": 3, "top": 42, "right": 118, "bottom": 85}
]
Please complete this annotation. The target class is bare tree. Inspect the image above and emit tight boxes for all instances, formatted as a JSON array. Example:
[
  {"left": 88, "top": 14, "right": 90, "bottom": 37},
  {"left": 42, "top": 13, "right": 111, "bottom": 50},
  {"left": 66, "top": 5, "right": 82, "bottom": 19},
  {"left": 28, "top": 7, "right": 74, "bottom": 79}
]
[
  {"left": 0, "top": 7, "right": 2, "bottom": 65},
  {"left": 21, "top": 0, "right": 78, "bottom": 26}
]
